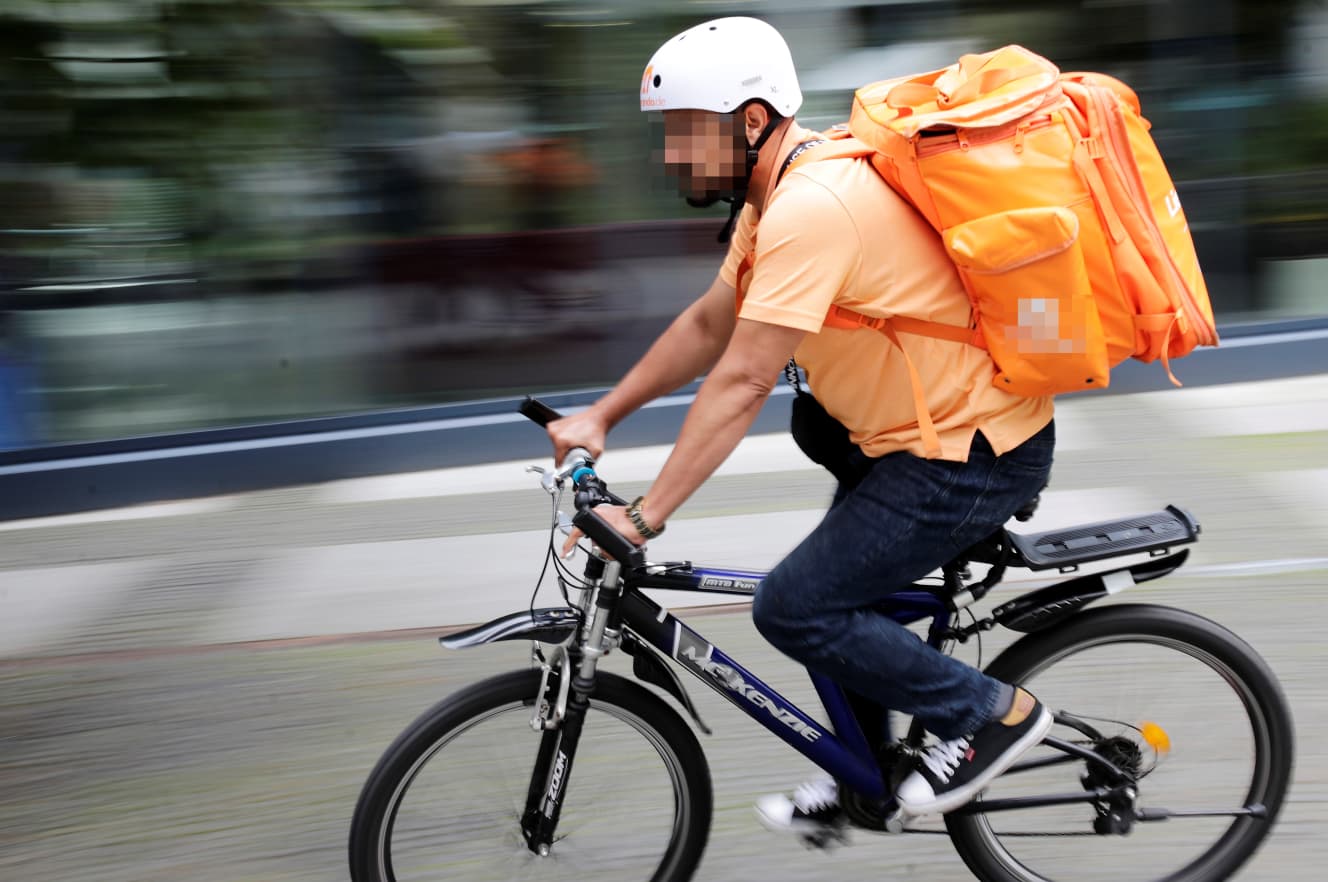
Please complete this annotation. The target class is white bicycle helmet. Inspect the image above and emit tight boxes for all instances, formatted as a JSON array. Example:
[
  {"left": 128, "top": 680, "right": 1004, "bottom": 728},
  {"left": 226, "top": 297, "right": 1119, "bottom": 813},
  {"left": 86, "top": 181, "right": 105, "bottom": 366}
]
[{"left": 640, "top": 17, "right": 803, "bottom": 117}]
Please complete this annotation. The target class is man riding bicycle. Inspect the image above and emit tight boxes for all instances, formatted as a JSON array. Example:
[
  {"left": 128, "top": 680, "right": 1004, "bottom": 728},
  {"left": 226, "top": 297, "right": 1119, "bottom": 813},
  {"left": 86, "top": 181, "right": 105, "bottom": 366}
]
[{"left": 546, "top": 16, "right": 1055, "bottom": 831}]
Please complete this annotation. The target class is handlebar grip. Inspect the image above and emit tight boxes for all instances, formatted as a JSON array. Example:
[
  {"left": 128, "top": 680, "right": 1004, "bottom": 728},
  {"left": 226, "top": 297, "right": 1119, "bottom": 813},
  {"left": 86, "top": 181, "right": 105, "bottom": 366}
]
[
  {"left": 572, "top": 508, "right": 646, "bottom": 569},
  {"left": 520, "top": 396, "right": 563, "bottom": 427}
]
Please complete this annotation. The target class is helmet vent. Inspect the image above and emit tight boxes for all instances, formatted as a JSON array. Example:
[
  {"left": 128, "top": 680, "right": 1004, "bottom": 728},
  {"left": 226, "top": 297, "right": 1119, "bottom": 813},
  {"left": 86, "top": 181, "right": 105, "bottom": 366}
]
[{"left": 653, "top": 74, "right": 662, "bottom": 88}]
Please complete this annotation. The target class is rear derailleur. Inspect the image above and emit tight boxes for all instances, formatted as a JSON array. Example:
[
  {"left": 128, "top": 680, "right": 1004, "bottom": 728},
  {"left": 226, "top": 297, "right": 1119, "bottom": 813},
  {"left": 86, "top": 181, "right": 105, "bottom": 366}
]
[{"left": 1084, "top": 735, "right": 1143, "bottom": 835}]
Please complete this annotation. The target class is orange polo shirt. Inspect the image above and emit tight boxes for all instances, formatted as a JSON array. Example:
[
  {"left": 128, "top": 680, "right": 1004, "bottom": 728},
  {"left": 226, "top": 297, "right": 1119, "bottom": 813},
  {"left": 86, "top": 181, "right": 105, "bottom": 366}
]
[{"left": 720, "top": 132, "right": 1053, "bottom": 462}]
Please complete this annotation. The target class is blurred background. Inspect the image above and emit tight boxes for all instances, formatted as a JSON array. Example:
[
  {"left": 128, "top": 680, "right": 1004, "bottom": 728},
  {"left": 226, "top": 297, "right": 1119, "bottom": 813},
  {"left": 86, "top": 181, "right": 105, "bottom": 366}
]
[
  {"left": 0, "top": 0, "right": 1325, "bottom": 449},
  {"left": 2, "top": 5, "right": 1326, "bottom": 881}
]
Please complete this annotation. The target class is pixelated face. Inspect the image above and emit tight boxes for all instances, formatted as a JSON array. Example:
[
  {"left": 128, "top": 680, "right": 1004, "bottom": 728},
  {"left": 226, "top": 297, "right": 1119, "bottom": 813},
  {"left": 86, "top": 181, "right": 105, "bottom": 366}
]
[{"left": 651, "top": 110, "right": 747, "bottom": 203}]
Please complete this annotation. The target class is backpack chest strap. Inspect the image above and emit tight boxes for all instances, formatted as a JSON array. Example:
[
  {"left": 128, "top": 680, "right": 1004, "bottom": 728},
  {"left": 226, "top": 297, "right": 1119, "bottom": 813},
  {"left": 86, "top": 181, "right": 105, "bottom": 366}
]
[{"left": 819, "top": 307, "right": 986, "bottom": 460}]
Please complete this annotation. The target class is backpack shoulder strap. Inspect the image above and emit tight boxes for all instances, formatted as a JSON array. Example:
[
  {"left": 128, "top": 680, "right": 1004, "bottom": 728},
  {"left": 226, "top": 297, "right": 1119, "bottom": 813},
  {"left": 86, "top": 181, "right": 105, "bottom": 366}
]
[{"left": 736, "top": 136, "right": 871, "bottom": 310}]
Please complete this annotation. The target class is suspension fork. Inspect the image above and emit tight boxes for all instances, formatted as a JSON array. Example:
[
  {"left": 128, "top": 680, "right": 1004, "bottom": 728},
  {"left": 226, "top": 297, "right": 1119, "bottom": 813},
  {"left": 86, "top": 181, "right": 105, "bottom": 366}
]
[{"left": 520, "top": 559, "right": 623, "bottom": 855}]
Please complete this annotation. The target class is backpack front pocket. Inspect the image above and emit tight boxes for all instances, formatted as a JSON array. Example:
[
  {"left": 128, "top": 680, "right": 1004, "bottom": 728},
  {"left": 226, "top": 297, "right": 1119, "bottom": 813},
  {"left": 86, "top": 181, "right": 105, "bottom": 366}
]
[{"left": 943, "top": 205, "right": 1109, "bottom": 396}]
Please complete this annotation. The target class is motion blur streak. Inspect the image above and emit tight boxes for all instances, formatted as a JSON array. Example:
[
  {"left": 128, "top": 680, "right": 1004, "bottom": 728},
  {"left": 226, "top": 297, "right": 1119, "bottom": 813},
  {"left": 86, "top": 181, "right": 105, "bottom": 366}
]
[{"left": 1, "top": 1, "right": 1325, "bottom": 448}]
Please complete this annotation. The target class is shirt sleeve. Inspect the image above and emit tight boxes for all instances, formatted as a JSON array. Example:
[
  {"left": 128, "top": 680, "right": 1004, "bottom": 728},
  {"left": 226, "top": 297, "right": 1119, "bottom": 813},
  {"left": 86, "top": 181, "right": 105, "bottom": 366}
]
[{"left": 736, "top": 175, "right": 861, "bottom": 333}]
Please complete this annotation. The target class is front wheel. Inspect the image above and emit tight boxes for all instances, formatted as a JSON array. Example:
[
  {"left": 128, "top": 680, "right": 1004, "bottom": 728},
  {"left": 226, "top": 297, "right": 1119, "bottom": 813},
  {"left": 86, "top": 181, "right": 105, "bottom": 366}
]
[
  {"left": 946, "top": 603, "right": 1293, "bottom": 882},
  {"left": 349, "top": 668, "right": 713, "bottom": 882}
]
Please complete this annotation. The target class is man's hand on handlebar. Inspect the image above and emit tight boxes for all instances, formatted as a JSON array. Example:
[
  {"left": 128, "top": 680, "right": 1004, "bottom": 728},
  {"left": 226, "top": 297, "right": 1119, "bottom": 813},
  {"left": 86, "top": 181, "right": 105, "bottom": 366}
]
[
  {"left": 560, "top": 504, "right": 646, "bottom": 560},
  {"left": 548, "top": 407, "right": 609, "bottom": 466},
  {"left": 521, "top": 396, "right": 647, "bottom": 567}
]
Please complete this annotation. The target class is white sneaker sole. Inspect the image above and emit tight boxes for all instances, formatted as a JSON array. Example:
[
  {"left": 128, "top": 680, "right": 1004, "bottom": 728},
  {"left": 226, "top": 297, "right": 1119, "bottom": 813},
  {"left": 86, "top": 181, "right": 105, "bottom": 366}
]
[{"left": 898, "top": 706, "right": 1054, "bottom": 818}]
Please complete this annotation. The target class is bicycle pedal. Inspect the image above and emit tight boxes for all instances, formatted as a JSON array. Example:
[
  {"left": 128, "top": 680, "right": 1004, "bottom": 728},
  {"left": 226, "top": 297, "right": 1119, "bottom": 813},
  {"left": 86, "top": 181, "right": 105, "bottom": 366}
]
[{"left": 883, "top": 809, "right": 906, "bottom": 834}]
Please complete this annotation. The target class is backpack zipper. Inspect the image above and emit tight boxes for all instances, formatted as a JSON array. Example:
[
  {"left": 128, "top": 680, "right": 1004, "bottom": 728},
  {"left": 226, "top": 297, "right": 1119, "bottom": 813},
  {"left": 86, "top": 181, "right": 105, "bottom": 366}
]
[{"left": 912, "top": 114, "right": 1058, "bottom": 160}]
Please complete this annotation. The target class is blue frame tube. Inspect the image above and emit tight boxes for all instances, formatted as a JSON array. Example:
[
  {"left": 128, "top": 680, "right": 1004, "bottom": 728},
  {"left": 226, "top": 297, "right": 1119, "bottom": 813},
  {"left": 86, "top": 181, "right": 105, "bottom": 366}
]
[
  {"left": 622, "top": 566, "right": 958, "bottom": 803},
  {"left": 808, "top": 670, "right": 876, "bottom": 765},
  {"left": 620, "top": 596, "right": 885, "bottom": 799}
]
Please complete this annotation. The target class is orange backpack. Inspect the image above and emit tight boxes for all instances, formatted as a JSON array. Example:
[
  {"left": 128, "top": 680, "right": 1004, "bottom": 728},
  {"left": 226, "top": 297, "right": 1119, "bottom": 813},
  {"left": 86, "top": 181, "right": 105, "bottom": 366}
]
[{"left": 785, "top": 45, "right": 1218, "bottom": 409}]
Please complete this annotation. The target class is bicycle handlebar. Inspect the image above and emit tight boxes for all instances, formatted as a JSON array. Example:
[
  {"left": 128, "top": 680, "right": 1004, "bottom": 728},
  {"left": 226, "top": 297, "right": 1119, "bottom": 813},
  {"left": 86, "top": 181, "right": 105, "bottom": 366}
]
[
  {"left": 521, "top": 396, "right": 645, "bottom": 569},
  {"left": 518, "top": 396, "right": 562, "bottom": 428}
]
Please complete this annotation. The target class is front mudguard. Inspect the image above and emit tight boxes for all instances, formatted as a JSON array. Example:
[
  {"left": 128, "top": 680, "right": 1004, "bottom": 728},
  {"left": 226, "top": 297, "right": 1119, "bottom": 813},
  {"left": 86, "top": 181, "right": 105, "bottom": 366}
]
[
  {"left": 439, "top": 607, "right": 711, "bottom": 735},
  {"left": 439, "top": 607, "right": 581, "bottom": 650}
]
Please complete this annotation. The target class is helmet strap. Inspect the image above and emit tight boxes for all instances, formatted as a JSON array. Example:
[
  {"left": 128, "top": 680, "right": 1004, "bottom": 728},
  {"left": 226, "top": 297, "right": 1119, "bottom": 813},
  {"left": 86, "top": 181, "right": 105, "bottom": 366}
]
[{"left": 745, "top": 115, "right": 782, "bottom": 176}]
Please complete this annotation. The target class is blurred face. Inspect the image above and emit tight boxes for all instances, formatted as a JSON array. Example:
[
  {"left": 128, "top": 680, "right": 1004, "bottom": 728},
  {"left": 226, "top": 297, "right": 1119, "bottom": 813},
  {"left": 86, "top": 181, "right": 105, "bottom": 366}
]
[{"left": 653, "top": 109, "right": 746, "bottom": 203}]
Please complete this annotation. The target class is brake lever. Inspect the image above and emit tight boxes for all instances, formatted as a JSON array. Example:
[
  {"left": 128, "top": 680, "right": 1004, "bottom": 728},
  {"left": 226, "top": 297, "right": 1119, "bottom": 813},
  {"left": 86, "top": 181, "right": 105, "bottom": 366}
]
[{"left": 525, "top": 464, "right": 561, "bottom": 495}]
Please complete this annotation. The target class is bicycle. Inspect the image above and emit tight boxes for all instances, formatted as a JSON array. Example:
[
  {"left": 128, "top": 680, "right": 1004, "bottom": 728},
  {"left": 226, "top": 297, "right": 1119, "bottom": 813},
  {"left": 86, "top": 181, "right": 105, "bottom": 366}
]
[{"left": 348, "top": 397, "right": 1294, "bottom": 882}]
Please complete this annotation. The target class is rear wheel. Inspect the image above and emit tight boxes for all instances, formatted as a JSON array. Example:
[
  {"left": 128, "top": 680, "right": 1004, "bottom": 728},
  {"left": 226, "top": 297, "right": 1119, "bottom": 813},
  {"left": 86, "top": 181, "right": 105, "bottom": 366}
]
[
  {"left": 945, "top": 604, "right": 1293, "bottom": 882},
  {"left": 349, "top": 669, "right": 713, "bottom": 881}
]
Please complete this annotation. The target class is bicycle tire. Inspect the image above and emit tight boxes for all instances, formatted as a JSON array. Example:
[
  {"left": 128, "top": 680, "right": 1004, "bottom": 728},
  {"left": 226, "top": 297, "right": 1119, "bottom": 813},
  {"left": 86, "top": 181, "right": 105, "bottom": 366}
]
[
  {"left": 348, "top": 668, "right": 713, "bottom": 882},
  {"left": 945, "top": 603, "right": 1293, "bottom": 882}
]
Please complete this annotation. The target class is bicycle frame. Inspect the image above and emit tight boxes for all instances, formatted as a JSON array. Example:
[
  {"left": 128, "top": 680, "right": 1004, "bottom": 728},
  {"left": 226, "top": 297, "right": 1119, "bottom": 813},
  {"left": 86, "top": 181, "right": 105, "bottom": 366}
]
[
  {"left": 441, "top": 543, "right": 1192, "bottom": 857},
  {"left": 443, "top": 549, "right": 1216, "bottom": 857},
  {"left": 617, "top": 564, "right": 956, "bottom": 804}
]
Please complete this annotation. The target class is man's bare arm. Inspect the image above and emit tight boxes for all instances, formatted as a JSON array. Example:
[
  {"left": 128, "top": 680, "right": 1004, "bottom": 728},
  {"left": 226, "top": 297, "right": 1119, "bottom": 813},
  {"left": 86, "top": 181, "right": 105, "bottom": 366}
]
[
  {"left": 597, "top": 273, "right": 738, "bottom": 425},
  {"left": 548, "top": 273, "right": 737, "bottom": 461},
  {"left": 640, "top": 317, "right": 807, "bottom": 525}
]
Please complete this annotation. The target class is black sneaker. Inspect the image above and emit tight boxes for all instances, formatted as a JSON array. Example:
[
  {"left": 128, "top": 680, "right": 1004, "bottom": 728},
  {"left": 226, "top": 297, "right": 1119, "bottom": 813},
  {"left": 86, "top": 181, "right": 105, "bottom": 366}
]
[
  {"left": 895, "top": 697, "right": 1053, "bottom": 817},
  {"left": 754, "top": 775, "right": 842, "bottom": 835}
]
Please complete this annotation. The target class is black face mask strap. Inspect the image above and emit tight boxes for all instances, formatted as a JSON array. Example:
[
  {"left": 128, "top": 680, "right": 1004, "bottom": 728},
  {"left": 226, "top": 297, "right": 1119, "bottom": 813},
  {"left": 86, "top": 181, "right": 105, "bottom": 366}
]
[{"left": 716, "top": 113, "right": 783, "bottom": 244}]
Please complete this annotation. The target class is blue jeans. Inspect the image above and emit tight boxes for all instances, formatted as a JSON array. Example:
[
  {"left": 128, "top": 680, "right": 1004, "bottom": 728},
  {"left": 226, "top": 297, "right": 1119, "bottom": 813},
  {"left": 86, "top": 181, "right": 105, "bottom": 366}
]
[{"left": 752, "top": 420, "right": 1055, "bottom": 741}]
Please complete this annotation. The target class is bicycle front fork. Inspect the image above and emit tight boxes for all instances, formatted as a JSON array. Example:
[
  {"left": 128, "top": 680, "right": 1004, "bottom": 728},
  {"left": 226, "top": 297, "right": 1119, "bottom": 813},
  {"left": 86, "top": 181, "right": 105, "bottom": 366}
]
[{"left": 520, "top": 559, "right": 623, "bottom": 855}]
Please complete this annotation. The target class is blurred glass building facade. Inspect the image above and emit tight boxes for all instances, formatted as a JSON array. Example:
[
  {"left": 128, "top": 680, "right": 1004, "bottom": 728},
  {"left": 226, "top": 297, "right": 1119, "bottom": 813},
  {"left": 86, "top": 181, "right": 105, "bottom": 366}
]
[{"left": 0, "top": 0, "right": 1324, "bottom": 448}]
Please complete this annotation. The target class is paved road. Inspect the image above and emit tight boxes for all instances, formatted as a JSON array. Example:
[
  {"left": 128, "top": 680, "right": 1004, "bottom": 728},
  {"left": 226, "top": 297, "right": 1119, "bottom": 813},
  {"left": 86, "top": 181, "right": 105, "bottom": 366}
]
[{"left": 1, "top": 375, "right": 1325, "bottom": 880}]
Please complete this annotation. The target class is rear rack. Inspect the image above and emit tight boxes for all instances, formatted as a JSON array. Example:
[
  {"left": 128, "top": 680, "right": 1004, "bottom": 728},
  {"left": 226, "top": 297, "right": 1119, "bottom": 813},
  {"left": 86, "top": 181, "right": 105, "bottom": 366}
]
[{"left": 1007, "top": 505, "right": 1200, "bottom": 571}]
